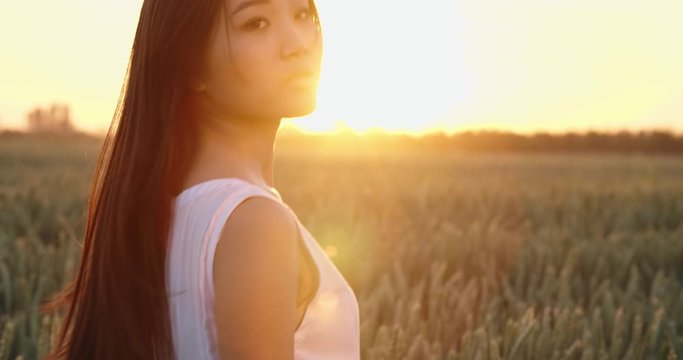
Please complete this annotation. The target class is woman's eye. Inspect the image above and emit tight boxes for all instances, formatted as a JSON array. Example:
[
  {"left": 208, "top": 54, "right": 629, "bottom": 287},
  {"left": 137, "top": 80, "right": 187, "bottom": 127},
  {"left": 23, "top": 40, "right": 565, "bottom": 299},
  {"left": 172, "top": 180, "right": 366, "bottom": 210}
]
[
  {"left": 297, "top": 9, "right": 316, "bottom": 21},
  {"left": 245, "top": 18, "right": 268, "bottom": 30}
]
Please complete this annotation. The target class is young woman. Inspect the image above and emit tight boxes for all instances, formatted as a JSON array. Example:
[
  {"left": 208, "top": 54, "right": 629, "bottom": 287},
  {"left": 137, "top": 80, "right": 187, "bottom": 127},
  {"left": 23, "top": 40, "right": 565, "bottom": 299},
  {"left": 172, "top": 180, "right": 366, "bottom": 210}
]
[{"left": 41, "top": 0, "right": 360, "bottom": 358}]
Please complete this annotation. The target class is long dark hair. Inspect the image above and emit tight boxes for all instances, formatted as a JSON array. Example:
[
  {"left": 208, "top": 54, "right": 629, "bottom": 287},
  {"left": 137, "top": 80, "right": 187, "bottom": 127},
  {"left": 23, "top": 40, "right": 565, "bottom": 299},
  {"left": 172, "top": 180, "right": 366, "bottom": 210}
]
[{"left": 39, "top": 0, "right": 321, "bottom": 358}]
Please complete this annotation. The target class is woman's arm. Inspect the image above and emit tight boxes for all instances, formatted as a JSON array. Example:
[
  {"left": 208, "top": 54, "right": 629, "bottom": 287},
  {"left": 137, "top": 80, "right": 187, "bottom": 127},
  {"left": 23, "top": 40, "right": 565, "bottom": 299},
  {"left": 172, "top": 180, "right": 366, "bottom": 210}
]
[{"left": 213, "top": 196, "right": 300, "bottom": 360}]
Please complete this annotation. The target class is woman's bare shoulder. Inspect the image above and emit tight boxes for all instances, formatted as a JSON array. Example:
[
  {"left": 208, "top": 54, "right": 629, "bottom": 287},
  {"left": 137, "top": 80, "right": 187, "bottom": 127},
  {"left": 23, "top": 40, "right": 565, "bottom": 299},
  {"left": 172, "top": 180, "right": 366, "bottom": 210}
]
[{"left": 212, "top": 196, "right": 299, "bottom": 359}]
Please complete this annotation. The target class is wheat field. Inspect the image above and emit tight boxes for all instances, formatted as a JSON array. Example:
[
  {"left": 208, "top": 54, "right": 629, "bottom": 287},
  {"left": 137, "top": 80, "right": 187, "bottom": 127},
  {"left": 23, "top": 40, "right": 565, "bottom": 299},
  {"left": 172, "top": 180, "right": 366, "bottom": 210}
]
[{"left": 0, "top": 134, "right": 681, "bottom": 359}]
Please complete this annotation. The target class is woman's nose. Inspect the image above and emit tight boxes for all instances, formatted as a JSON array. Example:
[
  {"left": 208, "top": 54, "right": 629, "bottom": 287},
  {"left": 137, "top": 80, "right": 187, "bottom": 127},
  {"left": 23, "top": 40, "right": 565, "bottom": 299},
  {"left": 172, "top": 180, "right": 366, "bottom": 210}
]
[{"left": 280, "top": 19, "right": 316, "bottom": 59}]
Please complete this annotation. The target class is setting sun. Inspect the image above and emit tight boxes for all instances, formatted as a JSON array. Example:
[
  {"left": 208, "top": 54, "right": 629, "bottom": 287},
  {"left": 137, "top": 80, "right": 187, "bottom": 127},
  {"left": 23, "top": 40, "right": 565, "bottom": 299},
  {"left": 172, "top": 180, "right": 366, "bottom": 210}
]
[
  {"left": 286, "top": 0, "right": 469, "bottom": 135},
  {"left": 288, "top": 0, "right": 683, "bottom": 135}
]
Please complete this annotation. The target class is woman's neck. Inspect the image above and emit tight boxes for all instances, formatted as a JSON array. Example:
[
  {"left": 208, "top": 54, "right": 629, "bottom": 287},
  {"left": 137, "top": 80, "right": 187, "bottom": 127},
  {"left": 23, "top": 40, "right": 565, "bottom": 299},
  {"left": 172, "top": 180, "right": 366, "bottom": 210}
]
[{"left": 186, "top": 115, "right": 282, "bottom": 190}]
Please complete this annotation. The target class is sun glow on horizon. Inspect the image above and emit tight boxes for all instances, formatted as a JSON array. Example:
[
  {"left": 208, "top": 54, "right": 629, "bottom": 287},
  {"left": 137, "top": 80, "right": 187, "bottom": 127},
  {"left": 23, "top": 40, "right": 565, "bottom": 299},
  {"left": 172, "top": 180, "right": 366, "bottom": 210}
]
[
  {"left": 0, "top": 0, "right": 681, "bottom": 135},
  {"left": 286, "top": 0, "right": 683, "bottom": 135},
  {"left": 284, "top": 0, "right": 473, "bottom": 135}
]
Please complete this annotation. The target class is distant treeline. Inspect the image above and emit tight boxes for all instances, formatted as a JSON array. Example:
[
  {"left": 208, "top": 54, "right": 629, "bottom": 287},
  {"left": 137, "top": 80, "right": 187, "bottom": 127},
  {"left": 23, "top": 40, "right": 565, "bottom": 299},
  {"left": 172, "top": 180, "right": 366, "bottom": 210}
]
[
  {"left": 2, "top": 128, "right": 683, "bottom": 154},
  {"left": 273, "top": 128, "right": 683, "bottom": 154}
]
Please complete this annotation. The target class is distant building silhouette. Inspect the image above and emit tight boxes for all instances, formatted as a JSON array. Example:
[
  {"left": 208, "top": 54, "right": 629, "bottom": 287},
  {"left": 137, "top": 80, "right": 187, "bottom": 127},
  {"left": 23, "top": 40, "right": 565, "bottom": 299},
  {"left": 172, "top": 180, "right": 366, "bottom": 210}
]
[{"left": 26, "top": 103, "right": 75, "bottom": 133}]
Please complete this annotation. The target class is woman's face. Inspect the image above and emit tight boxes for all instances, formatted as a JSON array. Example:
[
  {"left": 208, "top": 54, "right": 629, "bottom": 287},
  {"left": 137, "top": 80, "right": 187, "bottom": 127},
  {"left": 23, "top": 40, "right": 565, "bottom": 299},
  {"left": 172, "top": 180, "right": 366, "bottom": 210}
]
[{"left": 193, "top": 0, "right": 323, "bottom": 122}]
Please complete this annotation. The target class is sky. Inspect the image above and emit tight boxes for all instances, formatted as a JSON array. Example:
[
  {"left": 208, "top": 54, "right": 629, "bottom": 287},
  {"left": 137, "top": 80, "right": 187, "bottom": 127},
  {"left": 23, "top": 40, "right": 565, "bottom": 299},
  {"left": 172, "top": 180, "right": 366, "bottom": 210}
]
[{"left": 0, "top": 0, "right": 681, "bottom": 135}]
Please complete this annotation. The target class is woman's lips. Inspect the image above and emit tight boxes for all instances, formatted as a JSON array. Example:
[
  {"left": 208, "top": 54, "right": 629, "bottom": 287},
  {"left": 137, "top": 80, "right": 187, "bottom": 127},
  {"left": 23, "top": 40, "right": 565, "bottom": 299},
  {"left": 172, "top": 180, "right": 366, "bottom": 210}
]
[
  {"left": 287, "top": 69, "right": 316, "bottom": 80},
  {"left": 287, "top": 70, "right": 318, "bottom": 87}
]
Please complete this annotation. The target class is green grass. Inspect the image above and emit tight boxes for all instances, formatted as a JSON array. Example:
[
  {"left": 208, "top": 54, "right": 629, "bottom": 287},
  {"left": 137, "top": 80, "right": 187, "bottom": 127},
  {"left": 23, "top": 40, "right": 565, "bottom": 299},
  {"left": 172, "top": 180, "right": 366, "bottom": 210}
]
[{"left": 0, "top": 134, "right": 681, "bottom": 359}]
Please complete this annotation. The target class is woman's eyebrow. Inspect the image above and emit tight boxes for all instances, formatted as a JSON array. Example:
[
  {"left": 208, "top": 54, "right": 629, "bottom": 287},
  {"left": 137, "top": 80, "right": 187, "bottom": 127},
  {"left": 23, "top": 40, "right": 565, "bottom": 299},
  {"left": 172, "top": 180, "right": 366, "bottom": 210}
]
[{"left": 230, "top": 0, "right": 270, "bottom": 17}]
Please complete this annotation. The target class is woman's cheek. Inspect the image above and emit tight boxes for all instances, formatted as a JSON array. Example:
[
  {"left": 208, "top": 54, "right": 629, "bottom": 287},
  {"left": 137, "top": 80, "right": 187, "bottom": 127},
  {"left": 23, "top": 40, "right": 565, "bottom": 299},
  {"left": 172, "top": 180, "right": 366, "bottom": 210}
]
[{"left": 231, "top": 46, "right": 269, "bottom": 77}]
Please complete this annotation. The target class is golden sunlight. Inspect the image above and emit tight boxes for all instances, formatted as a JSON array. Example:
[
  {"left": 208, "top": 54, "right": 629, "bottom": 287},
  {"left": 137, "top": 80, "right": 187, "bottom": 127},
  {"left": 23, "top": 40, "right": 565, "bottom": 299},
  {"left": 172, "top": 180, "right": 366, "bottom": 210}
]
[
  {"left": 286, "top": 0, "right": 471, "bottom": 135},
  {"left": 286, "top": 0, "right": 683, "bottom": 135},
  {"left": 0, "top": 0, "right": 681, "bottom": 134}
]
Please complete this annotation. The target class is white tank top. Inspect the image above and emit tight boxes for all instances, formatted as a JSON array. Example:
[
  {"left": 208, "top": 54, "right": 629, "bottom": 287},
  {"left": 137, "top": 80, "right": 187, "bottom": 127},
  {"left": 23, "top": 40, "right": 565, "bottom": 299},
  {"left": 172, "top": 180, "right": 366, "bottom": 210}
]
[{"left": 166, "top": 178, "right": 361, "bottom": 359}]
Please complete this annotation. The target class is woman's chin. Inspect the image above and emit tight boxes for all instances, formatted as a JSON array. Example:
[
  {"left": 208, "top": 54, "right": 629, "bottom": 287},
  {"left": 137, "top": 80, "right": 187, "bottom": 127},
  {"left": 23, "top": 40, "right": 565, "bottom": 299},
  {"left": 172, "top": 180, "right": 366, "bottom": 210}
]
[{"left": 280, "top": 96, "right": 318, "bottom": 118}]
